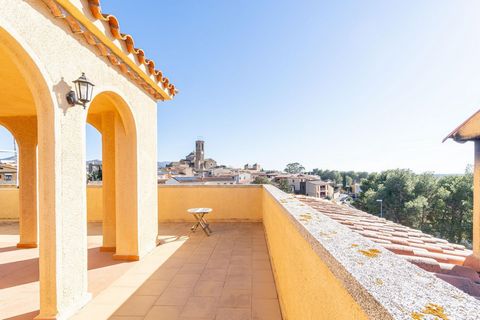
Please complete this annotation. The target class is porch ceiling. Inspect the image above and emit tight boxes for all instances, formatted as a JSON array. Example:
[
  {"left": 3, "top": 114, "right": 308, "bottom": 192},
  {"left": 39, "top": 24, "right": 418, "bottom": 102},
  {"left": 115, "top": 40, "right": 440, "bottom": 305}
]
[{"left": 0, "top": 48, "right": 36, "bottom": 117}]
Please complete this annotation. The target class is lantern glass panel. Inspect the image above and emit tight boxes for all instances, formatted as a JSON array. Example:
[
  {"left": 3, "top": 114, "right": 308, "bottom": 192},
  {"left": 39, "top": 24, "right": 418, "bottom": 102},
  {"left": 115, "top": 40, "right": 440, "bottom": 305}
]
[
  {"left": 74, "top": 81, "right": 81, "bottom": 101},
  {"left": 79, "top": 81, "right": 88, "bottom": 102},
  {"left": 87, "top": 82, "right": 94, "bottom": 101}
]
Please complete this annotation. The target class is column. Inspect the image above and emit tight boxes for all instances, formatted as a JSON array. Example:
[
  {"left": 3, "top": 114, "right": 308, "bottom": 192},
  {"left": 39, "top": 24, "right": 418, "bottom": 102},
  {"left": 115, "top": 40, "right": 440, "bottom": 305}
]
[
  {"left": 101, "top": 112, "right": 116, "bottom": 251},
  {"left": 474, "top": 141, "right": 480, "bottom": 256},
  {"left": 113, "top": 112, "right": 139, "bottom": 260},
  {"left": 37, "top": 103, "right": 90, "bottom": 319},
  {"left": 16, "top": 141, "right": 37, "bottom": 248}
]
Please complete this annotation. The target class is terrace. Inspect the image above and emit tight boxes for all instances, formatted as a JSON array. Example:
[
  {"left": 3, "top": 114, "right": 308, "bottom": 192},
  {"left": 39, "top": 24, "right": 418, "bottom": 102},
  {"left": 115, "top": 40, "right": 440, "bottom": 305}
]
[{"left": 1, "top": 185, "right": 480, "bottom": 319}]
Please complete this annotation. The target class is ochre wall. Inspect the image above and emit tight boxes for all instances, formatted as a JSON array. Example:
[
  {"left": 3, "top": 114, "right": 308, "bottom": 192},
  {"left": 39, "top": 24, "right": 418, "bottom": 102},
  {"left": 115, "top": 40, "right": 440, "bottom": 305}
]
[
  {"left": 86, "top": 185, "right": 103, "bottom": 222},
  {"left": 158, "top": 185, "right": 263, "bottom": 222},
  {"left": 0, "top": 188, "right": 19, "bottom": 219},
  {"left": 262, "top": 188, "right": 369, "bottom": 320},
  {"left": 0, "top": 185, "right": 262, "bottom": 222},
  {"left": 0, "top": 186, "right": 103, "bottom": 221}
]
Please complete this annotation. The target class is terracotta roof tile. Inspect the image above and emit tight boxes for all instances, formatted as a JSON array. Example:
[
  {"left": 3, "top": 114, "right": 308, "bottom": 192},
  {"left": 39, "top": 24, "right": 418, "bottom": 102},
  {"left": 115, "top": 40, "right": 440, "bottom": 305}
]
[
  {"left": 296, "top": 195, "right": 479, "bottom": 298},
  {"left": 41, "top": 0, "right": 176, "bottom": 100}
]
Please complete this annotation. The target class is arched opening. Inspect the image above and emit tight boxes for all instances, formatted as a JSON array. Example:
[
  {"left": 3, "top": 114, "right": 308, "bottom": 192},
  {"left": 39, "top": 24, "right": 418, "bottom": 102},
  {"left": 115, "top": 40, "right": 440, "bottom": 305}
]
[
  {"left": 84, "top": 90, "right": 139, "bottom": 293},
  {"left": 0, "top": 125, "right": 18, "bottom": 186},
  {"left": 0, "top": 26, "right": 48, "bottom": 319}
]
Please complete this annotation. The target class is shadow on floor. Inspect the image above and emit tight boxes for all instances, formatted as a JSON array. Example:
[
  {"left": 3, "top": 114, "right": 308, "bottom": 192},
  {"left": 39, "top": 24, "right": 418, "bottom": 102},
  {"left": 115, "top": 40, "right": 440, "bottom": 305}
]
[
  {"left": 0, "top": 247, "right": 126, "bottom": 289},
  {"left": 4, "top": 310, "right": 39, "bottom": 320}
]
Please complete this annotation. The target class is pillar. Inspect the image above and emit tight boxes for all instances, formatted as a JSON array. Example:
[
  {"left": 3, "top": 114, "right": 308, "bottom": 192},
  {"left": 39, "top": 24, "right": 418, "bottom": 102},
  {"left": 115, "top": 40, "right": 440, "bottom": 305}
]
[
  {"left": 101, "top": 112, "right": 116, "bottom": 251},
  {"left": 473, "top": 141, "right": 480, "bottom": 255},
  {"left": 17, "top": 141, "right": 37, "bottom": 248},
  {"left": 113, "top": 112, "right": 139, "bottom": 260},
  {"left": 37, "top": 103, "right": 90, "bottom": 319},
  {"left": 0, "top": 116, "right": 38, "bottom": 248}
]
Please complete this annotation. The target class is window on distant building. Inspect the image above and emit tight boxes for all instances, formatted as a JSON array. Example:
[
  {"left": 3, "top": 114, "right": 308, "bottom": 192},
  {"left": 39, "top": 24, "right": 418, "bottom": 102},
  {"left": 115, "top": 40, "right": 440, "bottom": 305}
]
[{"left": 5, "top": 174, "right": 12, "bottom": 181}]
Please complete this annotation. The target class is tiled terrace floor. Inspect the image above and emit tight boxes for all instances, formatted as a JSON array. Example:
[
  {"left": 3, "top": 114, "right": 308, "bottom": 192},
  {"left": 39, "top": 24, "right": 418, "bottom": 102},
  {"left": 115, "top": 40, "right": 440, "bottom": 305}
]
[
  {"left": 0, "top": 222, "right": 135, "bottom": 319},
  {"left": 0, "top": 222, "right": 282, "bottom": 320},
  {"left": 107, "top": 223, "right": 282, "bottom": 320}
]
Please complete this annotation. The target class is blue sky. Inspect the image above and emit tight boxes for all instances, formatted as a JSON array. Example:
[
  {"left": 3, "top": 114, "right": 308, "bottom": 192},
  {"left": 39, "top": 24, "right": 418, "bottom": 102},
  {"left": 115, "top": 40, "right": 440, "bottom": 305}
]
[{"left": 2, "top": 0, "right": 480, "bottom": 173}]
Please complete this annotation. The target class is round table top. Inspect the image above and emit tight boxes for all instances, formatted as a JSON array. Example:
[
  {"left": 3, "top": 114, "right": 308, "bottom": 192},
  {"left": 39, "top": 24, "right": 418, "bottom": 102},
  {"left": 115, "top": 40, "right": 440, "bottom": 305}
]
[{"left": 187, "top": 208, "right": 212, "bottom": 214}]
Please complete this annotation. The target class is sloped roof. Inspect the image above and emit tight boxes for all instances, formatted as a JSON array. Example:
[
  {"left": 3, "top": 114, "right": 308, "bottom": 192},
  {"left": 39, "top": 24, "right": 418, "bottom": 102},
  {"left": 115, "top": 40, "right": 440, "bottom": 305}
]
[
  {"left": 443, "top": 109, "right": 480, "bottom": 142},
  {"left": 296, "top": 195, "right": 480, "bottom": 300},
  {"left": 41, "top": 0, "right": 176, "bottom": 100}
]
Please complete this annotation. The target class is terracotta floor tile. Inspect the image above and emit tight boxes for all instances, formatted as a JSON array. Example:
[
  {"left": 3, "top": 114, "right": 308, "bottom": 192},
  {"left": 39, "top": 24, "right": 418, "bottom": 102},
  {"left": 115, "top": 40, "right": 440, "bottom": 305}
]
[
  {"left": 205, "top": 258, "right": 230, "bottom": 270},
  {"left": 228, "top": 265, "right": 252, "bottom": 276},
  {"left": 113, "top": 295, "right": 157, "bottom": 316},
  {"left": 215, "top": 308, "right": 252, "bottom": 320},
  {"left": 180, "top": 296, "right": 217, "bottom": 319},
  {"left": 193, "top": 281, "right": 224, "bottom": 297},
  {"left": 252, "top": 260, "right": 272, "bottom": 271},
  {"left": 178, "top": 263, "right": 206, "bottom": 275},
  {"left": 252, "top": 299, "right": 282, "bottom": 320},
  {"left": 224, "top": 279, "right": 252, "bottom": 290},
  {"left": 252, "top": 282, "right": 277, "bottom": 299},
  {"left": 200, "top": 269, "right": 228, "bottom": 282},
  {"left": 136, "top": 279, "right": 170, "bottom": 296},
  {"left": 151, "top": 267, "right": 179, "bottom": 280},
  {"left": 218, "top": 289, "right": 251, "bottom": 308},
  {"left": 252, "top": 270, "right": 274, "bottom": 283},
  {"left": 169, "top": 274, "right": 201, "bottom": 288},
  {"left": 144, "top": 306, "right": 182, "bottom": 320},
  {"left": 155, "top": 287, "right": 193, "bottom": 306}
]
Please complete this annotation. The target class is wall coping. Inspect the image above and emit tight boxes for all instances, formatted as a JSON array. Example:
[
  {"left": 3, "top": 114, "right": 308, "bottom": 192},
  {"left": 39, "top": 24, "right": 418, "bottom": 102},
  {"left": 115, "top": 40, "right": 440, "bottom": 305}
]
[
  {"left": 263, "top": 185, "right": 480, "bottom": 320},
  {"left": 158, "top": 184, "right": 263, "bottom": 189}
]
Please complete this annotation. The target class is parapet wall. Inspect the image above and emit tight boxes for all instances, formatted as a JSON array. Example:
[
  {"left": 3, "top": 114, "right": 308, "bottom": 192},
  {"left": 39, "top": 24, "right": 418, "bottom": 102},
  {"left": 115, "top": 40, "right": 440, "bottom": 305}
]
[
  {"left": 1, "top": 185, "right": 479, "bottom": 319},
  {"left": 157, "top": 185, "right": 263, "bottom": 222},
  {"left": 262, "top": 185, "right": 480, "bottom": 319}
]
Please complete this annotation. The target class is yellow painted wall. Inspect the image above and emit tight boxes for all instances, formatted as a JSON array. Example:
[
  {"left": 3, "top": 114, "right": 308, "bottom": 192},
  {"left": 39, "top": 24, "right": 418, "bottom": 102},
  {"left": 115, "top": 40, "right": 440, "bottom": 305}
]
[
  {"left": 262, "top": 188, "right": 369, "bottom": 320},
  {"left": 0, "top": 186, "right": 103, "bottom": 221},
  {"left": 0, "top": 185, "right": 261, "bottom": 222},
  {"left": 158, "top": 185, "right": 263, "bottom": 222},
  {"left": 0, "top": 188, "right": 19, "bottom": 219},
  {"left": 87, "top": 185, "right": 103, "bottom": 222}
]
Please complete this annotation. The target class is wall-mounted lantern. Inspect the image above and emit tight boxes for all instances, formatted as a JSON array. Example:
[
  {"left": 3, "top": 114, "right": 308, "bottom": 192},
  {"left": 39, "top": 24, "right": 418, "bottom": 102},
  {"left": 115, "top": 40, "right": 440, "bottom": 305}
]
[{"left": 66, "top": 73, "right": 95, "bottom": 108}]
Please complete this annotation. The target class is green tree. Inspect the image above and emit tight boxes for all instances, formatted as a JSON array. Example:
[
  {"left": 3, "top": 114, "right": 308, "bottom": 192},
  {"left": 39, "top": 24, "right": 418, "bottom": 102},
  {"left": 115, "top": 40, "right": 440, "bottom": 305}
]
[
  {"left": 252, "top": 176, "right": 271, "bottom": 185},
  {"left": 285, "top": 162, "right": 305, "bottom": 174},
  {"left": 354, "top": 167, "right": 473, "bottom": 247},
  {"left": 277, "top": 179, "right": 292, "bottom": 193}
]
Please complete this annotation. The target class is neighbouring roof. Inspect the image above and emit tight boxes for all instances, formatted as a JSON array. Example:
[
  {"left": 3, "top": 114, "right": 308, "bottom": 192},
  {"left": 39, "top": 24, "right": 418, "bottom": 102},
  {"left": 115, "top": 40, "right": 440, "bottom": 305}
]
[
  {"left": 41, "top": 0, "right": 176, "bottom": 100},
  {"left": 296, "top": 195, "right": 480, "bottom": 300},
  {"left": 443, "top": 109, "right": 480, "bottom": 142},
  {"left": 306, "top": 180, "right": 331, "bottom": 186},
  {"left": 0, "top": 164, "right": 16, "bottom": 173}
]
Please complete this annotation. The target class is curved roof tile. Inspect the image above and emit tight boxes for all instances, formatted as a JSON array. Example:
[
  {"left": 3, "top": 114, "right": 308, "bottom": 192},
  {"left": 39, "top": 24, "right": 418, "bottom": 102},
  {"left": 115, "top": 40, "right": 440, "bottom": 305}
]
[
  {"left": 41, "top": 0, "right": 176, "bottom": 100},
  {"left": 87, "top": 0, "right": 175, "bottom": 96}
]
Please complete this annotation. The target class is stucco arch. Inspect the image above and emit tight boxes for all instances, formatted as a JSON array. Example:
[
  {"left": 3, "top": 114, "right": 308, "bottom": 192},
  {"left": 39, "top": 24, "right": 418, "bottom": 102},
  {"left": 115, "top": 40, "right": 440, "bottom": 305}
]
[
  {"left": 85, "top": 90, "right": 140, "bottom": 259},
  {"left": 0, "top": 21, "right": 60, "bottom": 318}
]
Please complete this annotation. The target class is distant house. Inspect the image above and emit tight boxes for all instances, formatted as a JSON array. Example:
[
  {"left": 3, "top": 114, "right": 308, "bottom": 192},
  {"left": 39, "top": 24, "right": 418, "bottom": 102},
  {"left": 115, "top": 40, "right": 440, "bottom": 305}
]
[
  {"left": 0, "top": 163, "right": 17, "bottom": 185},
  {"left": 164, "top": 176, "right": 237, "bottom": 185},
  {"left": 234, "top": 172, "right": 252, "bottom": 184},
  {"left": 305, "top": 180, "right": 334, "bottom": 199},
  {"left": 244, "top": 163, "right": 262, "bottom": 171},
  {"left": 351, "top": 182, "right": 362, "bottom": 198},
  {"left": 275, "top": 174, "right": 320, "bottom": 194}
]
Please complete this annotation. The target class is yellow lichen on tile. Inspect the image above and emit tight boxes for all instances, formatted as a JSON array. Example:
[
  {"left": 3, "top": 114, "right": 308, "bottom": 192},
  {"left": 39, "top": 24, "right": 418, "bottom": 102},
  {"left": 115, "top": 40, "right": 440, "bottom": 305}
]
[
  {"left": 358, "top": 248, "right": 381, "bottom": 258},
  {"left": 423, "top": 303, "right": 448, "bottom": 320},
  {"left": 411, "top": 303, "right": 448, "bottom": 320},
  {"left": 351, "top": 244, "right": 359, "bottom": 248},
  {"left": 299, "top": 214, "right": 312, "bottom": 221},
  {"left": 411, "top": 311, "right": 424, "bottom": 320},
  {"left": 375, "top": 278, "right": 383, "bottom": 286}
]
